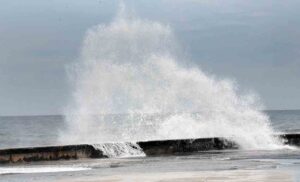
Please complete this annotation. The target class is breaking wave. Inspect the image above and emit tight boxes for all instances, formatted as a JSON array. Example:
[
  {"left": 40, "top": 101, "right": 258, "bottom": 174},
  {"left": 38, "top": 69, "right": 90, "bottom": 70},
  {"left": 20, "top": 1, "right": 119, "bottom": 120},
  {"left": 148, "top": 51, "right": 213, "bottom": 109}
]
[{"left": 60, "top": 3, "right": 285, "bottom": 153}]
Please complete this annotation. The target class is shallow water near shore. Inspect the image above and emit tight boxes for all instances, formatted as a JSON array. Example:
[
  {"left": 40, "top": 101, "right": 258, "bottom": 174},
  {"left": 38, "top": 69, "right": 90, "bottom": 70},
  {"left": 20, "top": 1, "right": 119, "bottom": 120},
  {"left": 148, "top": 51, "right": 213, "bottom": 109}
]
[{"left": 1, "top": 149, "right": 300, "bottom": 181}]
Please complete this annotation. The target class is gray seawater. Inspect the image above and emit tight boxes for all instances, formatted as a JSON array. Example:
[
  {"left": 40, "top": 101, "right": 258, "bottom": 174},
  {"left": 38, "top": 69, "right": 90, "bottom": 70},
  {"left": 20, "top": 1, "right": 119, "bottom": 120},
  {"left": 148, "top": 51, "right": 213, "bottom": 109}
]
[
  {"left": 0, "top": 110, "right": 300, "bottom": 181},
  {"left": 0, "top": 110, "right": 299, "bottom": 149}
]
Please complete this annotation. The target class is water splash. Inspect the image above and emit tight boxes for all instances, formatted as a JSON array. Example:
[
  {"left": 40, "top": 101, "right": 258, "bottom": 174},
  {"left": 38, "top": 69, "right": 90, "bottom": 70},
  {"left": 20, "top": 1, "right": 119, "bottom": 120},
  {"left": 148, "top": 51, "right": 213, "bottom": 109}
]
[
  {"left": 60, "top": 4, "right": 285, "bottom": 152},
  {"left": 93, "top": 142, "right": 145, "bottom": 158}
]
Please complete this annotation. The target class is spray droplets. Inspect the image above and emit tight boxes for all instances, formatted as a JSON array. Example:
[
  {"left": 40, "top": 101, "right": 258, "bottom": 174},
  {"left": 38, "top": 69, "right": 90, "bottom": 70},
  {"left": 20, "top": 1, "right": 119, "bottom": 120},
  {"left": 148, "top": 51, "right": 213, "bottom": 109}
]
[{"left": 60, "top": 6, "right": 284, "bottom": 151}]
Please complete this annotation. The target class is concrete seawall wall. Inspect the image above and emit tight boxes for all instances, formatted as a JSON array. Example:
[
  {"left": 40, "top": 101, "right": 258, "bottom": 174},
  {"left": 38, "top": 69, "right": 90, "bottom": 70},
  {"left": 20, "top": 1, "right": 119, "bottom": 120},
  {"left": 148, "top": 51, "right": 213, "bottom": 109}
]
[
  {"left": 137, "top": 137, "right": 237, "bottom": 156},
  {"left": 0, "top": 134, "right": 299, "bottom": 164},
  {"left": 0, "top": 145, "right": 105, "bottom": 164}
]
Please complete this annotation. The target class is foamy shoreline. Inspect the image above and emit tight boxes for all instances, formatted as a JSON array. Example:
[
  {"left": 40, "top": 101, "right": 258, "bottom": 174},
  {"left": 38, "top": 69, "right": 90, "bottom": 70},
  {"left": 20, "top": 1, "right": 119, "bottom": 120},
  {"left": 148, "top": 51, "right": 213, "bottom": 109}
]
[{"left": 59, "top": 170, "right": 293, "bottom": 182}]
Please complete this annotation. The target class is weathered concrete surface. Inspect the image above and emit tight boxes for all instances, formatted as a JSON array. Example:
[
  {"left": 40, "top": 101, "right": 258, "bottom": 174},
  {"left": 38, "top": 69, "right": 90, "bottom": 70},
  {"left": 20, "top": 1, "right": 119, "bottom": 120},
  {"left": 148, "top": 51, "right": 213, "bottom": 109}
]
[
  {"left": 0, "top": 138, "right": 237, "bottom": 163},
  {"left": 0, "top": 134, "right": 299, "bottom": 163},
  {"left": 137, "top": 137, "right": 237, "bottom": 156},
  {"left": 137, "top": 134, "right": 300, "bottom": 156},
  {"left": 0, "top": 144, "right": 105, "bottom": 164}
]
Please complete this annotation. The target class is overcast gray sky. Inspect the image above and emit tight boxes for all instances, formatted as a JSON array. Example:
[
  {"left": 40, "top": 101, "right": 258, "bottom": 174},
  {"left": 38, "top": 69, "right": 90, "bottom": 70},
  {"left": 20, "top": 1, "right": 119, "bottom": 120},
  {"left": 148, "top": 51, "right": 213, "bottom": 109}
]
[{"left": 0, "top": 0, "right": 299, "bottom": 115}]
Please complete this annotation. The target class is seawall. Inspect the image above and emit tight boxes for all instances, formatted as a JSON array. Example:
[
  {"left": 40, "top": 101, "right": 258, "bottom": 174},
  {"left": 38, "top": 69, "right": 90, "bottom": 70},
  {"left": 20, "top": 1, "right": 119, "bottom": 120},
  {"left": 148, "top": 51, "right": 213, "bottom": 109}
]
[
  {"left": 0, "top": 134, "right": 299, "bottom": 164},
  {"left": 138, "top": 137, "right": 237, "bottom": 156},
  {"left": 0, "top": 145, "right": 105, "bottom": 164}
]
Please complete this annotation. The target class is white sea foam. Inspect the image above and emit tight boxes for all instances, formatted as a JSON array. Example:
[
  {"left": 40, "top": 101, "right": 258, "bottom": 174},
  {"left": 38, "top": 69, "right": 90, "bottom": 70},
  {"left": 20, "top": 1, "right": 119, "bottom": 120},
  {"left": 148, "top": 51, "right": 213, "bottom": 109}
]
[
  {"left": 0, "top": 166, "right": 90, "bottom": 174},
  {"left": 93, "top": 142, "right": 145, "bottom": 158},
  {"left": 60, "top": 3, "right": 286, "bottom": 153}
]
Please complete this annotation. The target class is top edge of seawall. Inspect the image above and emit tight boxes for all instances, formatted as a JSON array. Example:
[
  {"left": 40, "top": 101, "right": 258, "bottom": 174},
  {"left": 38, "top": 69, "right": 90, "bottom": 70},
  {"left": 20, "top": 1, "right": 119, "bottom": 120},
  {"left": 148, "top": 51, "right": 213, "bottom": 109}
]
[
  {"left": 1, "top": 134, "right": 299, "bottom": 151},
  {"left": 0, "top": 137, "right": 225, "bottom": 152}
]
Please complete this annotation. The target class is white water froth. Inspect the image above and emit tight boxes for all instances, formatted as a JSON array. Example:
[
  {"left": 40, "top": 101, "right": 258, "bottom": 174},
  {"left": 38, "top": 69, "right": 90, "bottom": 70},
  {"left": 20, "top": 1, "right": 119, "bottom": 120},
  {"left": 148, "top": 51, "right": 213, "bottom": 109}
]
[
  {"left": 61, "top": 5, "right": 286, "bottom": 151},
  {"left": 93, "top": 142, "right": 145, "bottom": 158},
  {"left": 0, "top": 166, "right": 90, "bottom": 174}
]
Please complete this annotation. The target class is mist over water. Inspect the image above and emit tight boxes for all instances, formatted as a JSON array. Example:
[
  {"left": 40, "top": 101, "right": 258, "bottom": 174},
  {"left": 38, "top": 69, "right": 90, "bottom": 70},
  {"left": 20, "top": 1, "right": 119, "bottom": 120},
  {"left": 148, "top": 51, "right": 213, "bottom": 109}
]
[{"left": 60, "top": 5, "right": 284, "bottom": 150}]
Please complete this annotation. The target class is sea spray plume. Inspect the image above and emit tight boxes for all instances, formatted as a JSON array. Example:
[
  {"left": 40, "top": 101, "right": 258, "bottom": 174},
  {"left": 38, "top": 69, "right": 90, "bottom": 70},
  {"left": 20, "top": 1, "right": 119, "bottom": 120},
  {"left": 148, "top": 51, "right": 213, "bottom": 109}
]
[{"left": 60, "top": 5, "right": 284, "bottom": 150}]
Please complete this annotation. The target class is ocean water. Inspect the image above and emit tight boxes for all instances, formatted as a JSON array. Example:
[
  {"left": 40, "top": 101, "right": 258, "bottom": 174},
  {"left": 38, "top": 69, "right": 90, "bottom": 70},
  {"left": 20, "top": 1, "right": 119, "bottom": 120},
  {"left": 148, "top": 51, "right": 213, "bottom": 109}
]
[
  {"left": 1, "top": 5, "right": 300, "bottom": 180},
  {"left": 0, "top": 110, "right": 299, "bottom": 149},
  {"left": 1, "top": 3, "right": 300, "bottom": 181},
  {"left": 0, "top": 111, "right": 300, "bottom": 181}
]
